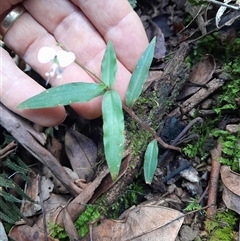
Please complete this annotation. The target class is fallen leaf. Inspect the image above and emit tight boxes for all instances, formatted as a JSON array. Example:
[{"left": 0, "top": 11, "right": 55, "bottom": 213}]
[
  {"left": 143, "top": 70, "right": 163, "bottom": 92},
  {"left": 65, "top": 129, "right": 97, "bottom": 182},
  {"left": 62, "top": 208, "right": 80, "bottom": 241},
  {"left": 177, "top": 55, "right": 216, "bottom": 100},
  {"left": 42, "top": 165, "right": 79, "bottom": 194},
  {"left": 9, "top": 224, "right": 58, "bottom": 241},
  {"left": 90, "top": 153, "right": 130, "bottom": 203},
  {"left": 82, "top": 205, "right": 184, "bottom": 241},
  {"left": 20, "top": 172, "right": 40, "bottom": 217},
  {"left": 152, "top": 14, "right": 172, "bottom": 38},
  {"left": 46, "top": 135, "right": 62, "bottom": 161},
  {"left": 144, "top": 19, "right": 166, "bottom": 59},
  {"left": 221, "top": 166, "right": 240, "bottom": 214},
  {"left": 15, "top": 169, "right": 108, "bottom": 241}
]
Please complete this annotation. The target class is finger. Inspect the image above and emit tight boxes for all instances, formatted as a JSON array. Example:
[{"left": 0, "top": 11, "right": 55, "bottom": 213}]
[
  {"left": 1, "top": 49, "right": 66, "bottom": 126},
  {"left": 3, "top": 0, "right": 132, "bottom": 118},
  {"left": 22, "top": 0, "right": 132, "bottom": 100},
  {"left": 71, "top": 0, "right": 149, "bottom": 71},
  {"left": 0, "top": 0, "right": 23, "bottom": 15},
  {"left": 3, "top": 11, "right": 105, "bottom": 119},
  {"left": 22, "top": 0, "right": 129, "bottom": 82}
]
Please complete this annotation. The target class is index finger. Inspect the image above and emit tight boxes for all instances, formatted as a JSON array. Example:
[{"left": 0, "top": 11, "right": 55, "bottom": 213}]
[
  {"left": 72, "top": 0, "right": 149, "bottom": 72},
  {"left": 0, "top": 0, "right": 23, "bottom": 20}
]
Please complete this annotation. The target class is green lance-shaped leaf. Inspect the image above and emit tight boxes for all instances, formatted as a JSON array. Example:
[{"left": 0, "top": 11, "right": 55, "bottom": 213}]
[
  {"left": 102, "top": 90, "right": 124, "bottom": 180},
  {"left": 0, "top": 190, "right": 22, "bottom": 203},
  {"left": 0, "top": 211, "right": 17, "bottom": 224},
  {"left": 126, "top": 37, "right": 156, "bottom": 107},
  {"left": 101, "top": 41, "right": 117, "bottom": 88},
  {"left": 18, "top": 82, "right": 106, "bottom": 109},
  {"left": 144, "top": 139, "right": 159, "bottom": 184}
]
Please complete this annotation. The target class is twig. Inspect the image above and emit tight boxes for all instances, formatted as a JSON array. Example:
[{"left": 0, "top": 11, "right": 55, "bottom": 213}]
[
  {"left": 198, "top": 184, "right": 209, "bottom": 205},
  {"left": 0, "top": 103, "right": 82, "bottom": 197},
  {"left": 0, "top": 141, "right": 17, "bottom": 160},
  {"left": 122, "top": 104, "right": 181, "bottom": 152},
  {"left": 158, "top": 117, "right": 203, "bottom": 165},
  {"left": 38, "top": 171, "right": 48, "bottom": 241},
  {"left": 206, "top": 142, "right": 222, "bottom": 219},
  {"left": 207, "top": 0, "right": 240, "bottom": 10}
]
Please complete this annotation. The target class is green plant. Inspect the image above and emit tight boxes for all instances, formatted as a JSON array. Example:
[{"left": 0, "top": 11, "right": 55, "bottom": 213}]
[
  {"left": 205, "top": 210, "right": 237, "bottom": 241},
  {"left": 74, "top": 205, "right": 100, "bottom": 238},
  {"left": 17, "top": 37, "right": 172, "bottom": 184},
  {"left": 0, "top": 136, "right": 34, "bottom": 224},
  {"left": 214, "top": 79, "right": 240, "bottom": 114},
  {"left": 107, "top": 182, "right": 143, "bottom": 219},
  {"left": 128, "top": 0, "right": 137, "bottom": 8},
  {"left": 183, "top": 118, "right": 217, "bottom": 160},
  {"left": 0, "top": 171, "right": 33, "bottom": 224},
  {"left": 184, "top": 198, "right": 202, "bottom": 211},
  {"left": 48, "top": 222, "right": 68, "bottom": 241},
  {"left": 214, "top": 37, "right": 240, "bottom": 114},
  {"left": 211, "top": 129, "right": 240, "bottom": 171},
  {"left": 48, "top": 206, "right": 100, "bottom": 240}
]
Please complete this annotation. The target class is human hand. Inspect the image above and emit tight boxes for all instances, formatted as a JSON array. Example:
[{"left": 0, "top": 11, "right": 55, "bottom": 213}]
[{"left": 0, "top": 0, "right": 148, "bottom": 126}]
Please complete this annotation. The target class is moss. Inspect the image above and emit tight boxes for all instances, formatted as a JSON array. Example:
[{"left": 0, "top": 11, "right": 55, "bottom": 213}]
[
  {"left": 204, "top": 210, "right": 237, "bottom": 241},
  {"left": 48, "top": 222, "right": 68, "bottom": 241},
  {"left": 104, "top": 181, "right": 143, "bottom": 219},
  {"left": 127, "top": 119, "right": 152, "bottom": 157},
  {"left": 74, "top": 205, "right": 100, "bottom": 238},
  {"left": 211, "top": 129, "right": 240, "bottom": 172},
  {"left": 134, "top": 92, "right": 159, "bottom": 124}
]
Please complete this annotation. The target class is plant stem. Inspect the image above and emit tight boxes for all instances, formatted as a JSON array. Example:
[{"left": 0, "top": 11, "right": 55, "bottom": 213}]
[
  {"left": 59, "top": 42, "right": 180, "bottom": 152},
  {"left": 207, "top": 0, "right": 240, "bottom": 10},
  {"left": 58, "top": 43, "right": 103, "bottom": 84},
  {"left": 122, "top": 104, "right": 181, "bottom": 152},
  {"left": 75, "top": 59, "right": 103, "bottom": 83}
]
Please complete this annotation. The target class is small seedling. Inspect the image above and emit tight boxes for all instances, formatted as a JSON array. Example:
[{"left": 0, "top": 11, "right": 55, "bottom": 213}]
[
  {"left": 211, "top": 129, "right": 240, "bottom": 171},
  {"left": 18, "top": 37, "right": 179, "bottom": 182},
  {"left": 48, "top": 222, "right": 68, "bottom": 241},
  {"left": 184, "top": 198, "right": 202, "bottom": 211}
]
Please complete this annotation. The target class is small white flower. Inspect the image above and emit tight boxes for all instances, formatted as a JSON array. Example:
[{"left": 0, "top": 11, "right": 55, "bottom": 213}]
[{"left": 38, "top": 47, "right": 76, "bottom": 84}]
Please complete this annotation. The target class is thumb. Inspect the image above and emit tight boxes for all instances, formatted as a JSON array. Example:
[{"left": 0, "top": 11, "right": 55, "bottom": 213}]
[{"left": 1, "top": 48, "right": 66, "bottom": 126}]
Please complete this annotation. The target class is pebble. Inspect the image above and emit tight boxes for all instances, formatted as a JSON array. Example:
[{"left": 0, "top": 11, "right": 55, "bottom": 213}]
[
  {"left": 226, "top": 124, "right": 239, "bottom": 134},
  {"left": 180, "top": 166, "right": 200, "bottom": 183},
  {"left": 179, "top": 225, "right": 199, "bottom": 241},
  {"left": 201, "top": 99, "right": 213, "bottom": 109}
]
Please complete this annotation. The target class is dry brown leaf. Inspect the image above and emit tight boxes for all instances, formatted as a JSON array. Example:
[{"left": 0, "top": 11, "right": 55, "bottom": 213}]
[
  {"left": 20, "top": 172, "right": 40, "bottom": 217},
  {"left": 170, "top": 78, "right": 224, "bottom": 117},
  {"left": 62, "top": 208, "right": 80, "bottom": 241},
  {"left": 43, "top": 166, "right": 79, "bottom": 194},
  {"left": 65, "top": 129, "right": 97, "bottom": 182},
  {"left": 9, "top": 224, "right": 58, "bottom": 241},
  {"left": 177, "top": 55, "right": 216, "bottom": 100},
  {"left": 33, "top": 168, "right": 109, "bottom": 235},
  {"left": 82, "top": 205, "right": 183, "bottom": 241},
  {"left": 144, "top": 18, "right": 166, "bottom": 59},
  {"left": 143, "top": 70, "right": 163, "bottom": 92},
  {"left": 21, "top": 171, "right": 71, "bottom": 217},
  {"left": 0, "top": 104, "right": 82, "bottom": 197},
  {"left": 46, "top": 136, "right": 63, "bottom": 161},
  {"left": 221, "top": 166, "right": 240, "bottom": 214},
  {"left": 90, "top": 153, "right": 130, "bottom": 203}
]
